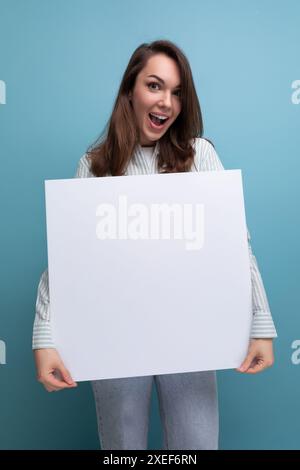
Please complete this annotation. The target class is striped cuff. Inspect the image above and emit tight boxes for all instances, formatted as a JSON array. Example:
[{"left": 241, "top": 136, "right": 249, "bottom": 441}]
[
  {"left": 32, "top": 321, "right": 55, "bottom": 349},
  {"left": 250, "top": 311, "right": 278, "bottom": 338}
]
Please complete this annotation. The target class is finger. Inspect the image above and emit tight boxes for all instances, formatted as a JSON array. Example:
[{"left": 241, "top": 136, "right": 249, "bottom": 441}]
[
  {"left": 58, "top": 366, "right": 77, "bottom": 386},
  {"left": 45, "top": 381, "right": 71, "bottom": 391},
  {"left": 245, "top": 359, "right": 270, "bottom": 374},
  {"left": 244, "top": 362, "right": 265, "bottom": 374},
  {"left": 44, "top": 374, "right": 75, "bottom": 390},
  {"left": 236, "top": 353, "right": 256, "bottom": 372},
  {"left": 45, "top": 385, "right": 59, "bottom": 392}
]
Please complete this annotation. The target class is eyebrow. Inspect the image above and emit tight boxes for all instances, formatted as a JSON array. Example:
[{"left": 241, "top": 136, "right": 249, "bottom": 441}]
[{"left": 147, "top": 74, "right": 181, "bottom": 89}]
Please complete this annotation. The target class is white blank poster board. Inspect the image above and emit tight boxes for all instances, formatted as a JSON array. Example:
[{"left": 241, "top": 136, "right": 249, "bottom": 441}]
[{"left": 45, "top": 170, "right": 252, "bottom": 382}]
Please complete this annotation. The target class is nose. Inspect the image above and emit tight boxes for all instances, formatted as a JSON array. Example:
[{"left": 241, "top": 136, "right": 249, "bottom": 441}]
[{"left": 158, "top": 90, "right": 172, "bottom": 110}]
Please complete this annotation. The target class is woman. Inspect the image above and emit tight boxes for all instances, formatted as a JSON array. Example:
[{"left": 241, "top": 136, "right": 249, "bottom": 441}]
[{"left": 33, "top": 39, "right": 277, "bottom": 450}]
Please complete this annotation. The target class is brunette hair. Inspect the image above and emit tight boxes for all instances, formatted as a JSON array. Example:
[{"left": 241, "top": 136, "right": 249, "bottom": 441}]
[{"left": 87, "top": 39, "right": 208, "bottom": 176}]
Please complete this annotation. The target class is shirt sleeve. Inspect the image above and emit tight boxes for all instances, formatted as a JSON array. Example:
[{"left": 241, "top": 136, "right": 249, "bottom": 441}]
[
  {"left": 200, "top": 139, "right": 277, "bottom": 338},
  {"left": 32, "top": 155, "right": 92, "bottom": 350}
]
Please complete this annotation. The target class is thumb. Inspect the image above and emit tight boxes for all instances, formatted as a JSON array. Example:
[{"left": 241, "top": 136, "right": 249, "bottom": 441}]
[
  {"left": 58, "top": 365, "right": 76, "bottom": 386},
  {"left": 237, "top": 351, "right": 256, "bottom": 372}
]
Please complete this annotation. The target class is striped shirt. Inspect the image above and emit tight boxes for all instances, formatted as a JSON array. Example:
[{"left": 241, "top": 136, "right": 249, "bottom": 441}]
[{"left": 32, "top": 137, "right": 277, "bottom": 349}]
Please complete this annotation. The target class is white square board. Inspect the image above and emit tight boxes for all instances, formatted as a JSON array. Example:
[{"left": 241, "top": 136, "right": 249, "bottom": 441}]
[{"left": 45, "top": 170, "right": 252, "bottom": 381}]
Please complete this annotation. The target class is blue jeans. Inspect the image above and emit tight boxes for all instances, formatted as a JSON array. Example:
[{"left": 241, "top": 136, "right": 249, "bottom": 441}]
[{"left": 91, "top": 370, "right": 219, "bottom": 450}]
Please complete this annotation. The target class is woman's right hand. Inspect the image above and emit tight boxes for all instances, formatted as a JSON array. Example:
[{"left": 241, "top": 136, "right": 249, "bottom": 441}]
[{"left": 34, "top": 348, "right": 77, "bottom": 392}]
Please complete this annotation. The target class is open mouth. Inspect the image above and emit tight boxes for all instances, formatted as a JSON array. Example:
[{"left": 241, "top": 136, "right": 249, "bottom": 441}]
[{"left": 148, "top": 113, "right": 169, "bottom": 128}]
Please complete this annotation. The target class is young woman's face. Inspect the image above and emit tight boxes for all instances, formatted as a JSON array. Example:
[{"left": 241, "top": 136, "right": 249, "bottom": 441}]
[{"left": 130, "top": 53, "right": 182, "bottom": 146}]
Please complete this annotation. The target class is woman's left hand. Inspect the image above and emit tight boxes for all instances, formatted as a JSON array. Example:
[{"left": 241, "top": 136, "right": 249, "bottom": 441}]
[{"left": 236, "top": 338, "right": 274, "bottom": 374}]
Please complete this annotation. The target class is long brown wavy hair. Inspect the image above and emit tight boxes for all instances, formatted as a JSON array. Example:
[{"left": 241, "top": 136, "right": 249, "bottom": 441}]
[{"left": 87, "top": 39, "right": 209, "bottom": 177}]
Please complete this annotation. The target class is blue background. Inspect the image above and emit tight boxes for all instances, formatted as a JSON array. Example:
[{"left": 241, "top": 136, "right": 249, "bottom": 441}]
[{"left": 0, "top": 0, "right": 299, "bottom": 449}]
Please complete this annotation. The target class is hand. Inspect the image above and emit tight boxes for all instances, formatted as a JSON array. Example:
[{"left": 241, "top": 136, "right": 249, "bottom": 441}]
[
  {"left": 236, "top": 338, "right": 274, "bottom": 374},
  {"left": 34, "top": 348, "right": 77, "bottom": 392}
]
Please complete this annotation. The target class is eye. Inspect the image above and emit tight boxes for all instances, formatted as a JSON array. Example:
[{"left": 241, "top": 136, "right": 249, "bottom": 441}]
[
  {"left": 147, "top": 81, "right": 181, "bottom": 98},
  {"left": 148, "top": 81, "right": 160, "bottom": 91}
]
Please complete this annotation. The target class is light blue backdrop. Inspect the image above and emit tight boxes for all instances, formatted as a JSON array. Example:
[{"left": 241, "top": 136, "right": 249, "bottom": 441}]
[{"left": 0, "top": 0, "right": 299, "bottom": 449}]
